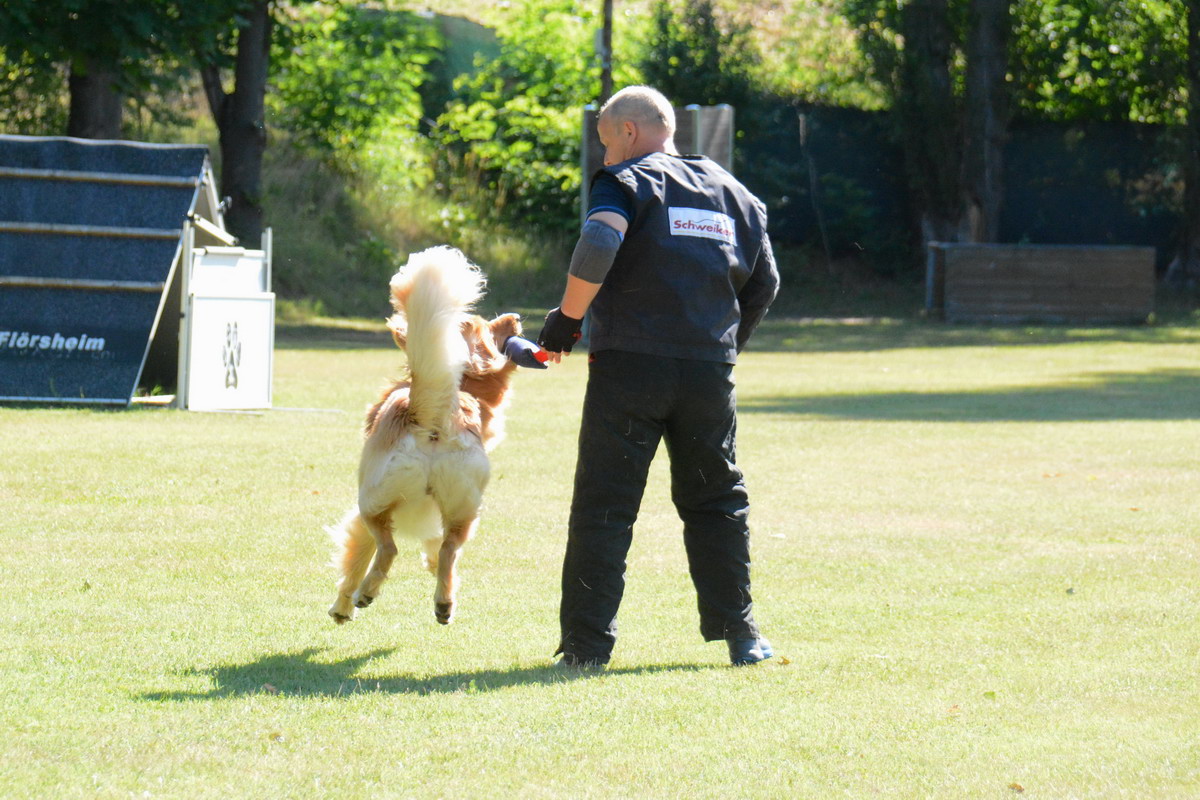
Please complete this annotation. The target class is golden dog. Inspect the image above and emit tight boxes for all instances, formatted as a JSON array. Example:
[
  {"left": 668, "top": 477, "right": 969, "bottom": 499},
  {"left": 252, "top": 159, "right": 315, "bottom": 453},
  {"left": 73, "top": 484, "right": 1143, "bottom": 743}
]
[{"left": 327, "top": 246, "right": 521, "bottom": 625}]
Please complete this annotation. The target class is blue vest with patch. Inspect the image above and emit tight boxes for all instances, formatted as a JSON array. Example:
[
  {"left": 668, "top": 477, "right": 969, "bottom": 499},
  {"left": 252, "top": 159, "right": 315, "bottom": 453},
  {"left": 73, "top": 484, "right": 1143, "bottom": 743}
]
[{"left": 588, "top": 152, "right": 774, "bottom": 363}]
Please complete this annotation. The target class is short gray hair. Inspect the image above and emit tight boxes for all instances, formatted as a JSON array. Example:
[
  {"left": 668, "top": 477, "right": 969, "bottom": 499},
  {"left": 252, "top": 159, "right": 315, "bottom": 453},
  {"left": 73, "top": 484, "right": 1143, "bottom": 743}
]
[{"left": 599, "top": 86, "right": 675, "bottom": 136}]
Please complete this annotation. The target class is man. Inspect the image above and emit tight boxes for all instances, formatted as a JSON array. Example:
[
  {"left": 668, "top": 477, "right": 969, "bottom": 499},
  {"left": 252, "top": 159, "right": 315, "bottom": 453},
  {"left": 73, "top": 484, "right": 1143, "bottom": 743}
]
[{"left": 537, "top": 85, "right": 779, "bottom": 668}]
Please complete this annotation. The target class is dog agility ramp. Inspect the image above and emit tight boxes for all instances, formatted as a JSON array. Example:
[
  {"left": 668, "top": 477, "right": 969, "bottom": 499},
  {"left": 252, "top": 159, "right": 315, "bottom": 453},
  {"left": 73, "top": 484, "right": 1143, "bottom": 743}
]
[{"left": 0, "top": 134, "right": 273, "bottom": 408}]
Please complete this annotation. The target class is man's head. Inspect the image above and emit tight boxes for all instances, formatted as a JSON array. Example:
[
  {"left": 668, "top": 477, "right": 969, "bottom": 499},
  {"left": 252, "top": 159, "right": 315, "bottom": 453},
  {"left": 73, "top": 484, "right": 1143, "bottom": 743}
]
[{"left": 597, "top": 86, "right": 676, "bottom": 166}]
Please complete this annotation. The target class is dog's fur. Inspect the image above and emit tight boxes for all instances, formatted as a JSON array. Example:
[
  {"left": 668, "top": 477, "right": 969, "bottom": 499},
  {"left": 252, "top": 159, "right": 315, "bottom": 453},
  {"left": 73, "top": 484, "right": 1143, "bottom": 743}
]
[{"left": 327, "top": 246, "right": 521, "bottom": 625}]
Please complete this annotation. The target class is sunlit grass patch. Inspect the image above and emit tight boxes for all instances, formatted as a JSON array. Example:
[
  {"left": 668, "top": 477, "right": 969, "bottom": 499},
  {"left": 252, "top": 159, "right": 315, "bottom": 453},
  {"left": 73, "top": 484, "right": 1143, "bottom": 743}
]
[{"left": 1, "top": 318, "right": 1197, "bottom": 797}]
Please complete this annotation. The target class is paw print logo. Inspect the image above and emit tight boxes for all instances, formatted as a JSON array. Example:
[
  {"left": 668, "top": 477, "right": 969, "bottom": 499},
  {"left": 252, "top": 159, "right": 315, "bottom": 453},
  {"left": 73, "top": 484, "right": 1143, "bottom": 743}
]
[{"left": 223, "top": 322, "right": 241, "bottom": 388}]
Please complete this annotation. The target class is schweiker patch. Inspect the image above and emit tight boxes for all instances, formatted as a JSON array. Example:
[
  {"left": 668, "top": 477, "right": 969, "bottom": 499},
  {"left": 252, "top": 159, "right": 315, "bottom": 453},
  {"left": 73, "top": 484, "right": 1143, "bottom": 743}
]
[{"left": 667, "top": 207, "right": 737, "bottom": 245}]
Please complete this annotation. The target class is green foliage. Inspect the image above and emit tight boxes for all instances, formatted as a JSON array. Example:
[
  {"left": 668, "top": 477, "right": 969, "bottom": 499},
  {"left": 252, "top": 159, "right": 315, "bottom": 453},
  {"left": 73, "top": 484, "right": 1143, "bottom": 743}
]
[
  {"left": 812, "top": 172, "right": 911, "bottom": 270},
  {"left": 840, "top": 0, "right": 1188, "bottom": 124},
  {"left": 0, "top": 49, "right": 68, "bottom": 134},
  {"left": 0, "top": 0, "right": 161, "bottom": 81},
  {"left": 264, "top": 2, "right": 594, "bottom": 315},
  {"left": 1010, "top": 0, "right": 1186, "bottom": 123},
  {"left": 840, "top": 0, "right": 916, "bottom": 106},
  {"left": 0, "top": 0, "right": 238, "bottom": 95},
  {"left": 766, "top": 1, "right": 888, "bottom": 109},
  {"left": 431, "top": 0, "right": 612, "bottom": 234},
  {"left": 261, "top": 139, "right": 394, "bottom": 317},
  {"left": 0, "top": 0, "right": 251, "bottom": 138},
  {"left": 640, "top": 0, "right": 760, "bottom": 111},
  {"left": 270, "top": 5, "right": 440, "bottom": 188},
  {"left": 434, "top": 95, "right": 581, "bottom": 232},
  {"left": 265, "top": 5, "right": 450, "bottom": 315},
  {"left": 261, "top": 135, "right": 570, "bottom": 318}
]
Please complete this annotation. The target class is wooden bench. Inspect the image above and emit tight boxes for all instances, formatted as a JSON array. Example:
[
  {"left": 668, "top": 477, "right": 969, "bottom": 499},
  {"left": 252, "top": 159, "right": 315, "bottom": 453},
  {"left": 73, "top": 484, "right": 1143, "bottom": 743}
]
[{"left": 926, "top": 243, "right": 1156, "bottom": 324}]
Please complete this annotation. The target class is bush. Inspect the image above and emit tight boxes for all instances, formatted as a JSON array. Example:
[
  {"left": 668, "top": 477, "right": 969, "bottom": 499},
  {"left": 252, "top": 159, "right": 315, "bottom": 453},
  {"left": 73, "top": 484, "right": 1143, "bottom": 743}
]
[
  {"left": 433, "top": 95, "right": 581, "bottom": 234},
  {"left": 431, "top": 0, "right": 609, "bottom": 235},
  {"left": 270, "top": 5, "right": 439, "bottom": 192},
  {"left": 0, "top": 50, "right": 68, "bottom": 134}
]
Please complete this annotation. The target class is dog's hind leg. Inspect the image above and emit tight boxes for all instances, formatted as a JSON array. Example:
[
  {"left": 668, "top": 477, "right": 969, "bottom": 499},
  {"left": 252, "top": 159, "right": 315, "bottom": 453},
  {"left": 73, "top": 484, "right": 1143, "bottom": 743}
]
[
  {"left": 421, "top": 536, "right": 440, "bottom": 574},
  {"left": 433, "top": 516, "right": 477, "bottom": 625},
  {"left": 328, "top": 510, "right": 375, "bottom": 624},
  {"left": 354, "top": 509, "right": 399, "bottom": 609}
]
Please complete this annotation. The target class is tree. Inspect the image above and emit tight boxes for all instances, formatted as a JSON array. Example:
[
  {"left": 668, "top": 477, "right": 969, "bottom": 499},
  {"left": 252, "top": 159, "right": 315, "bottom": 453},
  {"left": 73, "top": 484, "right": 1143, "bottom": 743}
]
[
  {"left": 0, "top": 0, "right": 276, "bottom": 245},
  {"left": 961, "top": 0, "right": 1011, "bottom": 243},
  {"left": 432, "top": 0, "right": 608, "bottom": 232},
  {"left": 1166, "top": 0, "right": 1200, "bottom": 287},
  {"left": 768, "top": 0, "right": 888, "bottom": 109},
  {"left": 199, "top": 1, "right": 273, "bottom": 248},
  {"left": 896, "top": 0, "right": 962, "bottom": 244},
  {"left": 269, "top": 5, "right": 438, "bottom": 170},
  {"left": 640, "top": 0, "right": 760, "bottom": 111},
  {"left": 1008, "top": 0, "right": 1184, "bottom": 124},
  {"left": 844, "top": 0, "right": 1015, "bottom": 249},
  {"left": 0, "top": 52, "right": 69, "bottom": 135},
  {"left": 0, "top": 0, "right": 207, "bottom": 139}
]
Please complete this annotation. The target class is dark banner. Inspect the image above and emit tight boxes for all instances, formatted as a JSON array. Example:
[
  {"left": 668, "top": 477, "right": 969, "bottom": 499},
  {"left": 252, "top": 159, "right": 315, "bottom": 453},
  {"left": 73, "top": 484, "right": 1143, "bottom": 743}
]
[{"left": 0, "top": 287, "right": 164, "bottom": 403}]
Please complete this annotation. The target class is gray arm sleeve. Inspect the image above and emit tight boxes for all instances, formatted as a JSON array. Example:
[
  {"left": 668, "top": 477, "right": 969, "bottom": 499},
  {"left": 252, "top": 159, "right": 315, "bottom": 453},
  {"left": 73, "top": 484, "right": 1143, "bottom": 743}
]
[{"left": 567, "top": 218, "right": 623, "bottom": 283}]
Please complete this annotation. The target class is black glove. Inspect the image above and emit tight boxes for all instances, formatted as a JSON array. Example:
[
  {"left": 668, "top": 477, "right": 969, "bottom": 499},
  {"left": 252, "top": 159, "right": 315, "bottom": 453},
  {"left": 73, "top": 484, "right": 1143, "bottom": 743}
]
[{"left": 536, "top": 307, "right": 583, "bottom": 353}]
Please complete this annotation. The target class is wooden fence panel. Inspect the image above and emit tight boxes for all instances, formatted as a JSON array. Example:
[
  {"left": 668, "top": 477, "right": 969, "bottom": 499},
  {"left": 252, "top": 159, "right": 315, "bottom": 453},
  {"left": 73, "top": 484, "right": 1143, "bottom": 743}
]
[{"left": 926, "top": 244, "right": 1155, "bottom": 324}]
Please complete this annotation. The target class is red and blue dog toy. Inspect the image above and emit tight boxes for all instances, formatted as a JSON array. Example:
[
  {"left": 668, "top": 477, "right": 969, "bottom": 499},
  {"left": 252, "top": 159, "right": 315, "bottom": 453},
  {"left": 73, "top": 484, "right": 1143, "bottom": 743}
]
[{"left": 503, "top": 335, "right": 550, "bottom": 369}]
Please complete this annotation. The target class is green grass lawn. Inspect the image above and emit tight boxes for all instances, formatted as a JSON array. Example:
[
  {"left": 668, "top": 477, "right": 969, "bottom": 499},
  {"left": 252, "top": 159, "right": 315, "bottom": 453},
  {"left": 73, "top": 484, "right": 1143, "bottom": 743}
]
[{"left": 2, "top": 317, "right": 1198, "bottom": 798}]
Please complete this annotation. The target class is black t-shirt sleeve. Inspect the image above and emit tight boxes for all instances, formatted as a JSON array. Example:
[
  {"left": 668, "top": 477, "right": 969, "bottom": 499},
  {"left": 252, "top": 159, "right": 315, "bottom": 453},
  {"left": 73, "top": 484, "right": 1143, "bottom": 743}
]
[{"left": 586, "top": 173, "right": 634, "bottom": 223}]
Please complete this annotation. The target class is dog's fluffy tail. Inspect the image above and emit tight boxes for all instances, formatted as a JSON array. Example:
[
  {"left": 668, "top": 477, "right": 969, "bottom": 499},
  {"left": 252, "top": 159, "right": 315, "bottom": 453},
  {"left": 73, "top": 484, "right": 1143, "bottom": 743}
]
[
  {"left": 328, "top": 507, "right": 375, "bottom": 588},
  {"left": 388, "top": 246, "right": 485, "bottom": 434}
]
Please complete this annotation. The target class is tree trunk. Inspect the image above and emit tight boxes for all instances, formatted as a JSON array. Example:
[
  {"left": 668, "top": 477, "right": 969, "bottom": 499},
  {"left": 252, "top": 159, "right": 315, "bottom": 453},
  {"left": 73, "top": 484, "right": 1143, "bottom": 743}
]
[
  {"left": 202, "top": 0, "right": 272, "bottom": 248},
  {"left": 1166, "top": 0, "right": 1200, "bottom": 288},
  {"left": 960, "top": 0, "right": 1010, "bottom": 243},
  {"left": 66, "top": 59, "right": 122, "bottom": 139},
  {"left": 898, "top": 0, "right": 961, "bottom": 247}
]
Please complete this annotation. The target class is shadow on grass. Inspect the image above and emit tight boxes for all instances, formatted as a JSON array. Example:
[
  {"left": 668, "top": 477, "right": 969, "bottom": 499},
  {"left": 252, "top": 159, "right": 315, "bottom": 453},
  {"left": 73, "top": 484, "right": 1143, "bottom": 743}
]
[
  {"left": 274, "top": 314, "right": 1200, "bottom": 356},
  {"left": 741, "top": 369, "right": 1200, "bottom": 421},
  {"left": 140, "top": 647, "right": 710, "bottom": 701},
  {"left": 746, "top": 318, "right": 1200, "bottom": 354}
]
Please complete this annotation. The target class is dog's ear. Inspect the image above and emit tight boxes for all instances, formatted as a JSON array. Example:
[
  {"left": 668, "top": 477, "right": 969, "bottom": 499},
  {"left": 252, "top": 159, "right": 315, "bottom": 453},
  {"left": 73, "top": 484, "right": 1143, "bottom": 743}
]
[
  {"left": 387, "top": 313, "right": 407, "bottom": 350},
  {"left": 462, "top": 316, "right": 506, "bottom": 375},
  {"left": 488, "top": 313, "right": 522, "bottom": 346}
]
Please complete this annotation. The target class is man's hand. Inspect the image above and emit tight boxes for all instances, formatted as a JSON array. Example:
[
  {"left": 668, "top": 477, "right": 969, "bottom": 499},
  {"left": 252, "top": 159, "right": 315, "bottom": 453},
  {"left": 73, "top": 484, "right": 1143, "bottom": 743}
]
[{"left": 536, "top": 307, "right": 583, "bottom": 360}]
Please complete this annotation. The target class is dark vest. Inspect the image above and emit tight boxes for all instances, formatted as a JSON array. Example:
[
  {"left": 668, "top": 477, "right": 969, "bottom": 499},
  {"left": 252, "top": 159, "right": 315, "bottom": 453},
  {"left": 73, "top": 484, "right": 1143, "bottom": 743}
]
[{"left": 588, "top": 152, "right": 769, "bottom": 363}]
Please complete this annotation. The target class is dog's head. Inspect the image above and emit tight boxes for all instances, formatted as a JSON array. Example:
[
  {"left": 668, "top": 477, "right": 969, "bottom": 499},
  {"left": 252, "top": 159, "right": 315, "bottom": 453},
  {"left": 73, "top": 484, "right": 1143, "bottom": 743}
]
[
  {"left": 462, "top": 313, "right": 521, "bottom": 377},
  {"left": 386, "top": 311, "right": 522, "bottom": 378}
]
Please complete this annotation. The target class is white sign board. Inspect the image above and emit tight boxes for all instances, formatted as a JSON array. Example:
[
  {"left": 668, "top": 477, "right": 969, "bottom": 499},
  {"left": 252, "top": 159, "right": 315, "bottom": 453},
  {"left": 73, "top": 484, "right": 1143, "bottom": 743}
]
[
  {"left": 184, "top": 294, "right": 274, "bottom": 410},
  {"left": 189, "top": 249, "right": 268, "bottom": 295}
]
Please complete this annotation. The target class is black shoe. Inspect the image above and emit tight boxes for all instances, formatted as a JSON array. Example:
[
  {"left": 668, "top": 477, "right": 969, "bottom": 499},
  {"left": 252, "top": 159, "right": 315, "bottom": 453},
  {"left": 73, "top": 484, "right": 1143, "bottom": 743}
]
[
  {"left": 555, "top": 653, "right": 609, "bottom": 671},
  {"left": 728, "top": 637, "right": 774, "bottom": 666}
]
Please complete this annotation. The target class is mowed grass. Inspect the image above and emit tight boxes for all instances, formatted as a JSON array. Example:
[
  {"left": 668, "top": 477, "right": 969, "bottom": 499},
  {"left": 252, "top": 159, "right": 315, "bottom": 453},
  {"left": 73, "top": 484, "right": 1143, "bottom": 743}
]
[{"left": 1, "top": 317, "right": 1198, "bottom": 798}]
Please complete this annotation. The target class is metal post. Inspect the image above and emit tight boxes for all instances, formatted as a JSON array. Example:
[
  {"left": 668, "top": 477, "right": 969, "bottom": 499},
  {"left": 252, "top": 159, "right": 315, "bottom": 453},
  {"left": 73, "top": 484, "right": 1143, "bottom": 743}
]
[
  {"left": 175, "top": 221, "right": 195, "bottom": 409},
  {"left": 599, "top": 0, "right": 613, "bottom": 105}
]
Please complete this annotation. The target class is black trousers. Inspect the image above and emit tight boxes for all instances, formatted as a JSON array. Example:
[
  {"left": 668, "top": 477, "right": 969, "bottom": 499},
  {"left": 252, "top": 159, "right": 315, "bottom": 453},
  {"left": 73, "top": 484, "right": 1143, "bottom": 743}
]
[{"left": 558, "top": 349, "right": 761, "bottom": 662}]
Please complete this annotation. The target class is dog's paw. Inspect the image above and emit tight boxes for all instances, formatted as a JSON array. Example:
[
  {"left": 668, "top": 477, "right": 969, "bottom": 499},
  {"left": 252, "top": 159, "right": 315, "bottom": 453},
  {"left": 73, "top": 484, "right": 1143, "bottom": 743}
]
[
  {"left": 329, "top": 597, "right": 355, "bottom": 623},
  {"left": 435, "top": 602, "right": 454, "bottom": 625},
  {"left": 354, "top": 593, "right": 375, "bottom": 609}
]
